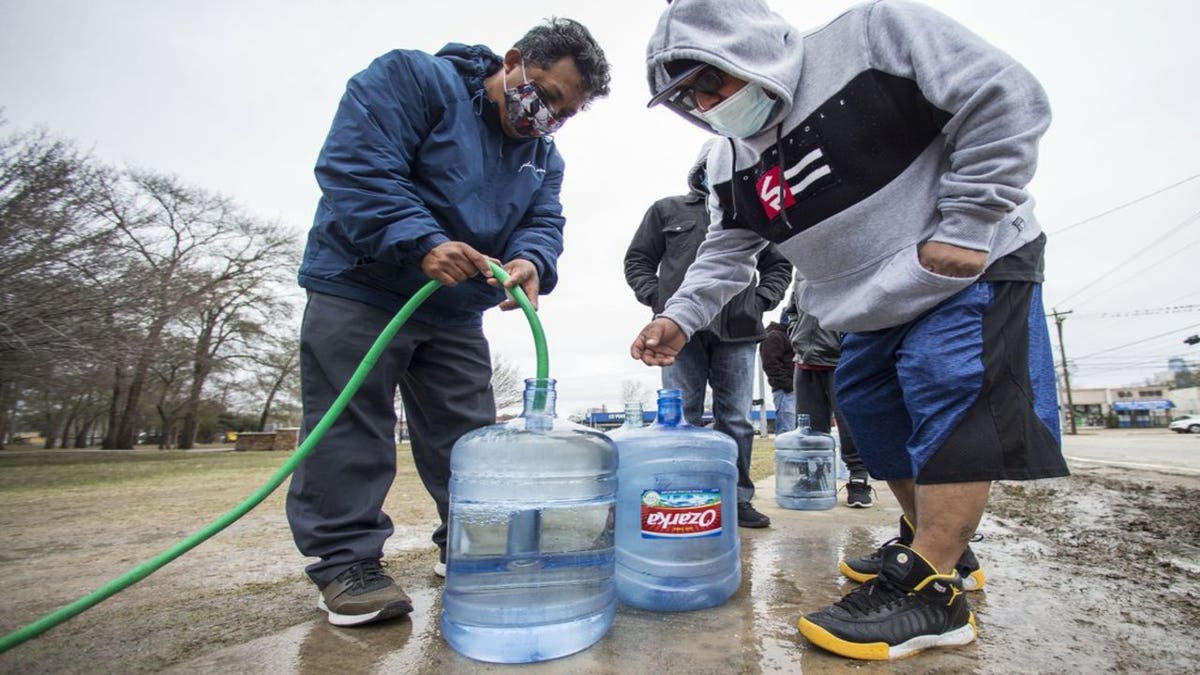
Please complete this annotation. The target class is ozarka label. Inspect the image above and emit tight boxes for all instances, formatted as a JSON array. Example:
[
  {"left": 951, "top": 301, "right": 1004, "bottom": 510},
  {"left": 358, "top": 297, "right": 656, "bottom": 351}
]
[{"left": 640, "top": 489, "right": 722, "bottom": 538}]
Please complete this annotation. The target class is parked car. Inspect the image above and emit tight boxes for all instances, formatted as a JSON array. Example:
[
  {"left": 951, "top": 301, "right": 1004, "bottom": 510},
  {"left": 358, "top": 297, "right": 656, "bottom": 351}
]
[{"left": 1169, "top": 415, "right": 1200, "bottom": 434}]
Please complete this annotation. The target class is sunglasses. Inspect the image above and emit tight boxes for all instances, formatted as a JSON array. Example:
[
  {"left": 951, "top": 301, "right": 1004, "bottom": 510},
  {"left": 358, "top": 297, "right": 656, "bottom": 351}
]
[{"left": 667, "top": 68, "right": 725, "bottom": 113}]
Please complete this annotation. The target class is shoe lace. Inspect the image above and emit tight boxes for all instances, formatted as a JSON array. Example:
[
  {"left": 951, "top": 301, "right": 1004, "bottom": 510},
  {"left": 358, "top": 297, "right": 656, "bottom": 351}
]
[
  {"left": 340, "top": 560, "right": 389, "bottom": 591},
  {"left": 837, "top": 480, "right": 876, "bottom": 496},
  {"left": 833, "top": 575, "right": 908, "bottom": 614}
]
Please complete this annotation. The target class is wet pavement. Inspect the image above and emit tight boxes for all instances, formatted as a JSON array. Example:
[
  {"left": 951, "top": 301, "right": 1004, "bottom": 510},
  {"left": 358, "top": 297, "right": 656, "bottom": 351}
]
[
  {"left": 164, "top": 480, "right": 999, "bottom": 675},
  {"left": 6, "top": 429, "right": 1197, "bottom": 673}
]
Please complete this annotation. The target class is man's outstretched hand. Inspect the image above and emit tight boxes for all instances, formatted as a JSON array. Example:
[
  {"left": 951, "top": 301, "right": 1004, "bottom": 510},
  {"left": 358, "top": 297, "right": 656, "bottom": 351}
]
[{"left": 630, "top": 318, "right": 686, "bottom": 366}]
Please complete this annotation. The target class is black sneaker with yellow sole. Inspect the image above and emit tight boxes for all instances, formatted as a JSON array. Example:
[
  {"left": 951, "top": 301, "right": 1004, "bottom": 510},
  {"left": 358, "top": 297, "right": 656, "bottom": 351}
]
[
  {"left": 838, "top": 515, "right": 986, "bottom": 591},
  {"left": 800, "top": 544, "right": 978, "bottom": 660}
]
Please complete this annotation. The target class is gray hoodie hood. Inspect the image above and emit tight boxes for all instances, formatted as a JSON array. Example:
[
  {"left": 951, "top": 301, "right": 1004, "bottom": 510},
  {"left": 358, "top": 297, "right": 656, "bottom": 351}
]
[
  {"left": 686, "top": 137, "right": 719, "bottom": 193},
  {"left": 646, "top": 0, "right": 803, "bottom": 132}
]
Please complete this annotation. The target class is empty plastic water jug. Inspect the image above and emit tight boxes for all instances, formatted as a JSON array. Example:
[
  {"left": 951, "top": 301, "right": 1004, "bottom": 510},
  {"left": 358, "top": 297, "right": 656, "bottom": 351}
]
[
  {"left": 611, "top": 388, "right": 741, "bottom": 611},
  {"left": 441, "top": 378, "right": 618, "bottom": 663},
  {"left": 604, "top": 401, "right": 645, "bottom": 441},
  {"left": 775, "top": 413, "right": 837, "bottom": 510}
]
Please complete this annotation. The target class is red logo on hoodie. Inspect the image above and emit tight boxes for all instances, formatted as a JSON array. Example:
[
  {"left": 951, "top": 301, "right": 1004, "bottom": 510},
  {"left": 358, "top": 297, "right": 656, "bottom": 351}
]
[{"left": 756, "top": 166, "right": 795, "bottom": 219}]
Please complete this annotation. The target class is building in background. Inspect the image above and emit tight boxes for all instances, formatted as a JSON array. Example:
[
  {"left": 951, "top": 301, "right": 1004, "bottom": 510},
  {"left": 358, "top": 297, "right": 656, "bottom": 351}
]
[{"left": 1061, "top": 386, "right": 1198, "bottom": 428}]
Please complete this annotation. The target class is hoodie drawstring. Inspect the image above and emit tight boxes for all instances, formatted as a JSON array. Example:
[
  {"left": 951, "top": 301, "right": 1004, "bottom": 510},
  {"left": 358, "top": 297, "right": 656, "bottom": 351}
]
[
  {"left": 775, "top": 124, "right": 792, "bottom": 230},
  {"left": 727, "top": 138, "right": 739, "bottom": 221},
  {"left": 725, "top": 126, "right": 790, "bottom": 228}
]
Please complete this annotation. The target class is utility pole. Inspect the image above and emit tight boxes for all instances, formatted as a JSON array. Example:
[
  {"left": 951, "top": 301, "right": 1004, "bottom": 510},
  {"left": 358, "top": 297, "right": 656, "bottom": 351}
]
[{"left": 1050, "top": 308, "right": 1076, "bottom": 435}]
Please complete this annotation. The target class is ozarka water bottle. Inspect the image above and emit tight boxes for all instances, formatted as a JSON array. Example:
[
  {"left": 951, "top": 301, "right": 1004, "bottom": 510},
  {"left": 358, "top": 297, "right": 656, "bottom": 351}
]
[
  {"left": 775, "top": 413, "right": 837, "bottom": 510},
  {"left": 441, "top": 378, "right": 618, "bottom": 663},
  {"left": 612, "top": 388, "right": 741, "bottom": 611}
]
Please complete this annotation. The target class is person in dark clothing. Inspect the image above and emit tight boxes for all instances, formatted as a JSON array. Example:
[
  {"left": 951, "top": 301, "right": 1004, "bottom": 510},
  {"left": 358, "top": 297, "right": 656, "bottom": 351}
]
[
  {"left": 759, "top": 316, "right": 795, "bottom": 435},
  {"left": 783, "top": 277, "right": 873, "bottom": 507},
  {"left": 289, "top": 17, "right": 611, "bottom": 627},
  {"left": 624, "top": 138, "right": 793, "bottom": 529}
]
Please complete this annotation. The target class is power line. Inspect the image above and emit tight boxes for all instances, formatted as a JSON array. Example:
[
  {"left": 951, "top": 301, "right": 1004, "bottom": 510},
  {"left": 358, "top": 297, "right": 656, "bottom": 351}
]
[
  {"left": 1048, "top": 172, "right": 1200, "bottom": 238},
  {"left": 1072, "top": 304, "right": 1200, "bottom": 319},
  {"left": 1072, "top": 321, "right": 1200, "bottom": 361},
  {"left": 1051, "top": 209, "right": 1200, "bottom": 307}
]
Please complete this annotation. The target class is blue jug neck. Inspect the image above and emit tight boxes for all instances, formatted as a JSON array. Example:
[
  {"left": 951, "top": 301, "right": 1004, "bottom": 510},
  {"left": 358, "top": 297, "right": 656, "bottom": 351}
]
[
  {"left": 654, "top": 388, "right": 685, "bottom": 427},
  {"left": 796, "top": 412, "right": 812, "bottom": 433},
  {"left": 522, "top": 378, "right": 556, "bottom": 431}
]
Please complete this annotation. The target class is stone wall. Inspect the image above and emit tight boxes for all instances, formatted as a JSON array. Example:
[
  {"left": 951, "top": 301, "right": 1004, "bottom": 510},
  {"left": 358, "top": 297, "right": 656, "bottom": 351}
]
[{"left": 234, "top": 427, "right": 298, "bottom": 452}]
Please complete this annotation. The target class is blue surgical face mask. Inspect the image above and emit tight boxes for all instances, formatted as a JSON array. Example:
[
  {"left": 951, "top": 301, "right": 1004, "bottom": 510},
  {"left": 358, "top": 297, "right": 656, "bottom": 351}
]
[{"left": 695, "top": 83, "right": 776, "bottom": 138}]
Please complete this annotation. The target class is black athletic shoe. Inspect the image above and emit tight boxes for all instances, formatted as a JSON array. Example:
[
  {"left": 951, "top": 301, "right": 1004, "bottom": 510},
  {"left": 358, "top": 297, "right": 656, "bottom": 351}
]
[
  {"left": 800, "top": 544, "right": 977, "bottom": 660},
  {"left": 318, "top": 560, "right": 413, "bottom": 627},
  {"left": 737, "top": 501, "right": 771, "bottom": 528},
  {"left": 839, "top": 515, "right": 914, "bottom": 583},
  {"left": 838, "top": 516, "right": 987, "bottom": 591},
  {"left": 955, "top": 544, "right": 986, "bottom": 592},
  {"left": 845, "top": 478, "right": 874, "bottom": 508}
]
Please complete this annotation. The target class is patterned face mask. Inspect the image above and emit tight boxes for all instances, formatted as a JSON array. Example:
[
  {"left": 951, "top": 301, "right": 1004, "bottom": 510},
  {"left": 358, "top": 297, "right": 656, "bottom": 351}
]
[{"left": 503, "top": 61, "right": 563, "bottom": 138}]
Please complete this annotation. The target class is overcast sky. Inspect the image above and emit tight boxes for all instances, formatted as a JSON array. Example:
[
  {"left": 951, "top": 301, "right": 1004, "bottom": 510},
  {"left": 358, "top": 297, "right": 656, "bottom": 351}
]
[{"left": 3, "top": 0, "right": 1199, "bottom": 416}]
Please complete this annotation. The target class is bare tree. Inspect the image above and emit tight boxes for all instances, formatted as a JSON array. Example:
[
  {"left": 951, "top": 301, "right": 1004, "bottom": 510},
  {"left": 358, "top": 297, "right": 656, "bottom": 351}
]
[
  {"left": 2, "top": 123, "right": 300, "bottom": 450},
  {"left": 0, "top": 126, "right": 115, "bottom": 448},
  {"left": 620, "top": 379, "right": 651, "bottom": 407},
  {"left": 93, "top": 169, "right": 298, "bottom": 448},
  {"left": 176, "top": 236, "right": 297, "bottom": 449},
  {"left": 491, "top": 355, "right": 524, "bottom": 411},
  {"left": 248, "top": 331, "right": 301, "bottom": 432}
]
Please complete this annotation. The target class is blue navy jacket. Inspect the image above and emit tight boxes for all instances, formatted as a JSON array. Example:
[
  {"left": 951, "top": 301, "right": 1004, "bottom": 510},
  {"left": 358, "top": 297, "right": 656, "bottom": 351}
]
[{"left": 298, "top": 43, "right": 566, "bottom": 328}]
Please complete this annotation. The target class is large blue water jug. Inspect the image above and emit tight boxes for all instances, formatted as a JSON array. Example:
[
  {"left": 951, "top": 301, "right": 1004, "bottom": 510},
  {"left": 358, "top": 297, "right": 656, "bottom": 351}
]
[
  {"left": 610, "top": 388, "right": 741, "bottom": 611},
  {"left": 775, "top": 413, "right": 837, "bottom": 510},
  {"left": 441, "top": 378, "right": 618, "bottom": 663}
]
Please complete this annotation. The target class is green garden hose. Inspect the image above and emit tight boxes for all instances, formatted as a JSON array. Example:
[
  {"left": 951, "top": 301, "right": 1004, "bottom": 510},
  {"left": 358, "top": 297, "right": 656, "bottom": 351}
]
[{"left": 0, "top": 261, "right": 547, "bottom": 653}]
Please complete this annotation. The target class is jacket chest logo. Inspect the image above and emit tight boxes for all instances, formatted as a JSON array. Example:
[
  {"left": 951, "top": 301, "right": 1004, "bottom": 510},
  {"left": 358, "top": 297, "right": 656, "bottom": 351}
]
[{"left": 754, "top": 144, "right": 835, "bottom": 221}]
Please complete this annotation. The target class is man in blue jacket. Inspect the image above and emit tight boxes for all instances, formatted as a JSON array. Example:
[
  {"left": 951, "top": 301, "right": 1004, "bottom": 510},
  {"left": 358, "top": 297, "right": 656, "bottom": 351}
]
[{"left": 288, "top": 18, "right": 610, "bottom": 627}]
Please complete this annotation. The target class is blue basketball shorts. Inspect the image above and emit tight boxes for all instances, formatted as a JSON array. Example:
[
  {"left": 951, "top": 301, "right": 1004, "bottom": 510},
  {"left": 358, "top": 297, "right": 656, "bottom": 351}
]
[{"left": 834, "top": 281, "right": 1068, "bottom": 483}]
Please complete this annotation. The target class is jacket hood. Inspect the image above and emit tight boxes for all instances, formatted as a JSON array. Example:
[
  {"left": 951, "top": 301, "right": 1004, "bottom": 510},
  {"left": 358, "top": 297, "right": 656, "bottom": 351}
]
[
  {"left": 686, "top": 137, "right": 720, "bottom": 194},
  {"left": 435, "top": 43, "right": 503, "bottom": 94},
  {"left": 646, "top": 0, "right": 803, "bottom": 132}
]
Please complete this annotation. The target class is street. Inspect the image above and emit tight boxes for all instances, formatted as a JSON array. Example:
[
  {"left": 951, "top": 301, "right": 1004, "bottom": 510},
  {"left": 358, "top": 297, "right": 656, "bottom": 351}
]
[{"left": 1063, "top": 427, "right": 1200, "bottom": 476}]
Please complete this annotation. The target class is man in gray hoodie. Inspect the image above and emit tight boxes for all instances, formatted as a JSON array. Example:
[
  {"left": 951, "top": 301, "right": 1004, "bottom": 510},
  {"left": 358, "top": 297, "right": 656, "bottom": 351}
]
[{"left": 631, "top": 0, "right": 1068, "bottom": 661}]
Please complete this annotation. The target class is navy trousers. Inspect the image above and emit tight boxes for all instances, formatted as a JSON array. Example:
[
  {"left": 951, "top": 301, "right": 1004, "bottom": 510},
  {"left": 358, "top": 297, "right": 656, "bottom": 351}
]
[{"left": 287, "top": 292, "right": 495, "bottom": 588}]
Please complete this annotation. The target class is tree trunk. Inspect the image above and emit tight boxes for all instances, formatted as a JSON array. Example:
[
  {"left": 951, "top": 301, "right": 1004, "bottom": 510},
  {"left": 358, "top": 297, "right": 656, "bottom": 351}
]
[
  {"left": 0, "top": 379, "right": 12, "bottom": 451},
  {"left": 59, "top": 409, "right": 78, "bottom": 449},
  {"left": 102, "top": 363, "right": 124, "bottom": 449},
  {"left": 178, "top": 364, "right": 210, "bottom": 450},
  {"left": 74, "top": 418, "right": 94, "bottom": 448},
  {"left": 114, "top": 321, "right": 166, "bottom": 449},
  {"left": 258, "top": 383, "right": 280, "bottom": 432},
  {"left": 178, "top": 317, "right": 216, "bottom": 450}
]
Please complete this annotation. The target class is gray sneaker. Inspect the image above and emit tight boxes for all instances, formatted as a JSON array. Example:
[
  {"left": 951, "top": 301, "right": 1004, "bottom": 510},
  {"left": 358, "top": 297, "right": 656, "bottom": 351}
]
[{"left": 318, "top": 560, "right": 413, "bottom": 626}]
